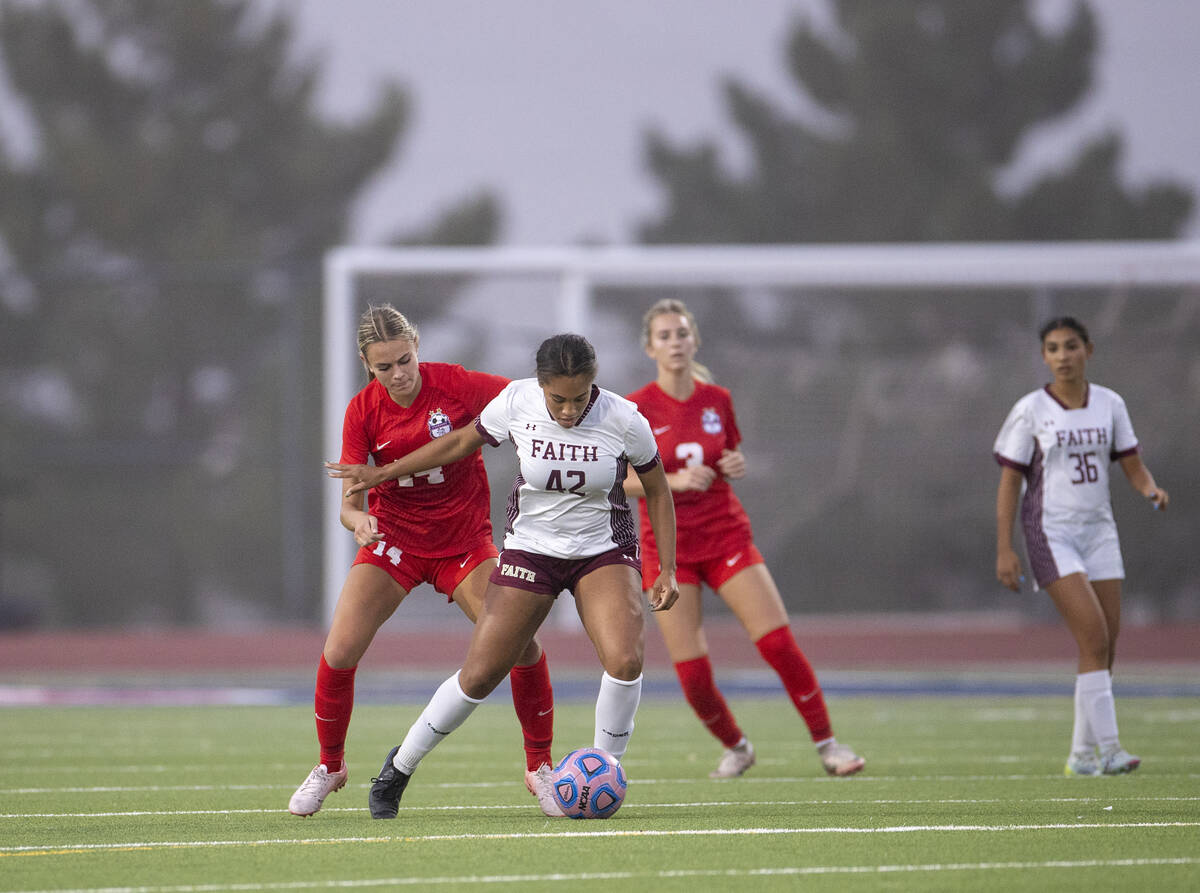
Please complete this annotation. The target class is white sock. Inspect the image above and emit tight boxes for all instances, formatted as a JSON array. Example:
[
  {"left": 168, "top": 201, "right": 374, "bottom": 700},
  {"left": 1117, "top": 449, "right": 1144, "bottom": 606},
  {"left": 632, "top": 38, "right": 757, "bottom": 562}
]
[
  {"left": 1070, "top": 675, "right": 1096, "bottom": 754},
  {"left": 594, "top": 672, "right": 642, "bottom": 760},
  {"left": 395, "top": 671, "right": 483, "bottom": 774},
  {"left": 1076, "top": 669, "right": 1119, "bottom": 754}
]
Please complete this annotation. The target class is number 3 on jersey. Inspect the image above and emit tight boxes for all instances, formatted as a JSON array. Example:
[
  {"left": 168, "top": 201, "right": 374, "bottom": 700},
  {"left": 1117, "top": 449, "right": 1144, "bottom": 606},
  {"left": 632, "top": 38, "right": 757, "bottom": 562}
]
[
  {"left": 676, "top": 442, "right": 703, "bottom": 467},
  {"left": 397, "top": 466, "right": 446, "bottom": 487}
]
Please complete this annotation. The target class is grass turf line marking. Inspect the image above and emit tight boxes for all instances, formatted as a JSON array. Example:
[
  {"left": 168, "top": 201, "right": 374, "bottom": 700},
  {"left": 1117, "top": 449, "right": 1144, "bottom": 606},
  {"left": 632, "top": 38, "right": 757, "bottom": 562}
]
[
  {"left": 6, "top": 857, "right": 1200, "bottom": 892},
  {"left": 6, "top": 769, "right": 1200, "bottom": 796},
  {"left": 4, "top": 795, "right": 1200, "bottom": 819},
  {"left": 3, "top": 821, "right": 1200, "bottom": 858}
]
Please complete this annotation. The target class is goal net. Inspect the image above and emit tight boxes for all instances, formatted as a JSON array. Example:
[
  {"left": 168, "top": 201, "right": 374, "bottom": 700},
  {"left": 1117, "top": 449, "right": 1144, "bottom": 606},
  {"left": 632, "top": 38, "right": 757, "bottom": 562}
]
[{"left": 323, "top": 242, "right": 1200, "bottom": 625}]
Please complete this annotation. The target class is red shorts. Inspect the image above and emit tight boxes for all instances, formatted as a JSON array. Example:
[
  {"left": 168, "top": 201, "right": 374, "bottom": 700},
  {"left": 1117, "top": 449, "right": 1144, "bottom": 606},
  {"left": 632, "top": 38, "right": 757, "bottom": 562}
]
[
  {"left": 641, "top": 540, "right": 764, "bottom": 591},
  {"left": 353, "top": 537, "right": 500, "bottom": 601},
  {"left": 491, "top": 546, "right": 642, "bottom": 596}
]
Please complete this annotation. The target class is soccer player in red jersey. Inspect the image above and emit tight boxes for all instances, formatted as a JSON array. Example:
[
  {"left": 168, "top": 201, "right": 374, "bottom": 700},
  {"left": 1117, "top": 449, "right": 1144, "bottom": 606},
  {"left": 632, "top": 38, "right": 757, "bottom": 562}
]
[
  {"left": 288, "top": 305, "right": 555, "bottom": 816},
  {"left": 624, "top": 299, "right": 864, "bottom": 779}
]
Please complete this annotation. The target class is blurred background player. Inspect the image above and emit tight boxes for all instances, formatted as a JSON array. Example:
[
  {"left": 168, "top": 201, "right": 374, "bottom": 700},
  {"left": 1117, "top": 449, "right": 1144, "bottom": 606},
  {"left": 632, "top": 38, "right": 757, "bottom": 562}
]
[
  {"left": 994, "top": 316, "right": 1168, "bottom": 776},
  {"left": 329, "top": 333, "right": 678, "bottom": 818},
  {"left": 289, "top": 304, "right": 554, "bottom": 816},
  {"left": 624, "top": 299, "right": 864, "bottom": 778}
]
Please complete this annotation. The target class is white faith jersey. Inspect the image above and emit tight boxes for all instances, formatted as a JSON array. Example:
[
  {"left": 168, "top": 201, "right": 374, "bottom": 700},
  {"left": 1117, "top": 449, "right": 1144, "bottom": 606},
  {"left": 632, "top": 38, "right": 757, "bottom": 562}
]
[
  {"left": 993, "top": 383, "right": 1140, "bottom": 527},
  {"left": 476, "top": 378, "right": 661, "bottom": 559}
]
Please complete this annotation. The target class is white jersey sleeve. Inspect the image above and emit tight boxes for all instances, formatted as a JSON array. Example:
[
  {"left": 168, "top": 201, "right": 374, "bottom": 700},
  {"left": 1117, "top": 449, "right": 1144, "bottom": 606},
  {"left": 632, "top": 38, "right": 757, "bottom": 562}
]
[
  {"left": 993, "top": 392, "right": 1038, "bottom": 470},
  {"left": 1109, "top": 390, "right": 1138, "bottom": 457},
  {"left": 477, "top": 380, "right": 517, "bottom": 447},
  {"left": 624, "top": 407, "right": 660, "bottom": 471}
]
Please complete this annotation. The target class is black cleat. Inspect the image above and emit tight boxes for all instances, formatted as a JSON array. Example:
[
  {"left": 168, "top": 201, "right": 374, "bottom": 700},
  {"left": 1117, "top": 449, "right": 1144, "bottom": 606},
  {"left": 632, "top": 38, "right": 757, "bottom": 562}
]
[{"left": 369, "top": 745, "right": 411, "bottom": 819}]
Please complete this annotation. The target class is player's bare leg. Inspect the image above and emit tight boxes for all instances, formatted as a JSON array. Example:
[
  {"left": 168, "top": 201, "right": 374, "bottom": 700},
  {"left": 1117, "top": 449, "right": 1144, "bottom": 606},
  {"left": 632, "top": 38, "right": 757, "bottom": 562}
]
[
  {"left": 575, "top": 564, "right": 645, "bottom": 760},
  {"left": 457, "top": 584, "right": 556, "bottom": 699},
  {"left": 324, "top": 563, "right": 408, "bottom": 668},
  {"left": 1047, "top": 573, "right": 1137, "bottom": 774}
]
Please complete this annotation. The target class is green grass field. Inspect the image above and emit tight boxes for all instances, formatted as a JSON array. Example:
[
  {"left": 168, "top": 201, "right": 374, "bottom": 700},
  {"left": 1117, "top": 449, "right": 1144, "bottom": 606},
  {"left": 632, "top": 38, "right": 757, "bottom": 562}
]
[{"left": 2, "top": 695, "right": 1198, "bottom": 892}]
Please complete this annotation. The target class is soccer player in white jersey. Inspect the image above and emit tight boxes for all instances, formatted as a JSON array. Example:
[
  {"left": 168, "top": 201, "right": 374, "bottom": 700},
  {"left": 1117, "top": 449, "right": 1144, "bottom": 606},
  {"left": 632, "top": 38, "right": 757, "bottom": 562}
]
[
  {"left": 327, "top": 333, "right": 678, "bottom": 818},
  {"left": 994, "top": 317, "right": 1168, "bottom": 777}
]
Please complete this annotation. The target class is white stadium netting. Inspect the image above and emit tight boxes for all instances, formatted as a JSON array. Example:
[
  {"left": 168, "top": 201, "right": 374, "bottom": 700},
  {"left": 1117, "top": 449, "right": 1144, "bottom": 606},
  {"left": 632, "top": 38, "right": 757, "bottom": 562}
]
[{"left": 323, "top": 243, "right": 1200, "bottom": 623}]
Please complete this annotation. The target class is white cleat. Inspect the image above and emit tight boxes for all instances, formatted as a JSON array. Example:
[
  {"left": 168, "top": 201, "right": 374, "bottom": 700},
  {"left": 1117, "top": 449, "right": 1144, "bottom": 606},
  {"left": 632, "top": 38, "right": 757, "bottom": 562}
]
[
  {"left": 524, "top": 763, "right": 551, "bottom": 797},
  {"left": 710, "top": 740, "right": 757, "bottom": 779},
  {"left": 289, "top": 763, "right": 348, "bottom": 816},
  {"left": 1064, "top": 750, "right": 1101, "bottom": 777},
  {"left": 1099, "top": 747, "right": 1141, "bottom": 775},
  {"left": 820, "top": 742, "right": 865, "bottom": 777},
  {"left": 530, "top": 764, "right": 567, "bottom": 817}
]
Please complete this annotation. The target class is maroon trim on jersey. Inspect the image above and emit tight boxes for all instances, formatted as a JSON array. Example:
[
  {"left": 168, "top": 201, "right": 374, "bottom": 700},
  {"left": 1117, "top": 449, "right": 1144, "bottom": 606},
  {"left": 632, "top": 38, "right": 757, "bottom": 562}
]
[
  {"left": 632, "top": 452, "right": 661, "bottom": 475},
  {"left": 607, "top": 456, "right": 640, "bottom": 551},
  {"left": 503, "top": 471, "right": 525, "bottom": 538},
  {"left": 1020, "top": 439, "right": 1059, "bottom": 587},
  {"left": 993, "top": 453, "right": 1032, "bottom": 475},
  {"left": 573, "top": 384, "right": 601, "bottom": 426},
  {"left": 1042, "top": 382, "right": 1089, "bottom": 410},
  {"left": 475, "top": 416, "right": 501, "bottom": 447},
  {"left": 1111, "top": 444, "right": 1140, "bottom": 461}
]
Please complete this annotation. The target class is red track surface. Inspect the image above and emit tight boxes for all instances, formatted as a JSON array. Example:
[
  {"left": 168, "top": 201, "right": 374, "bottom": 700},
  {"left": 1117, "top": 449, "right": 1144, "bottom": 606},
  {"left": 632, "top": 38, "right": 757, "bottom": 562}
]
[{"left": 2, "top": 618, "right": 1196, "bottom": 673}]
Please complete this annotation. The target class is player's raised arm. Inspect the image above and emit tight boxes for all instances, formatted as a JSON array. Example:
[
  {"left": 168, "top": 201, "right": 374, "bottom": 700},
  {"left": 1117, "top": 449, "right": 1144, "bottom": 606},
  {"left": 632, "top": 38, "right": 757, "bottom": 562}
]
[{"left": 326, "top": 424, "right": 486, "bottom": 498}]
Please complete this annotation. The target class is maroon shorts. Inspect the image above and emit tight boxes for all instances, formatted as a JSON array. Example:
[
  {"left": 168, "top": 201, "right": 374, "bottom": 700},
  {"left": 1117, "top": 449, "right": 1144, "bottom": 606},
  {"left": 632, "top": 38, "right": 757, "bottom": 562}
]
[
  {"left": 353, "top": 537, "right": 500, "bottom": 601},
  {"left": 641, "top": 539, "right": 764, "bottom": 591},
  {"left": 490, "top": 545, "right": 641, "bottom": 596}
]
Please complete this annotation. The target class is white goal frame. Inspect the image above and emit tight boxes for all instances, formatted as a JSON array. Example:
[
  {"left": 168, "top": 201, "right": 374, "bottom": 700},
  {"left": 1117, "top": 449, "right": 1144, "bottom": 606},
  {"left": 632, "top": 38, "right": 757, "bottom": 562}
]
[{"left": 321, "top": 240, "right": 1200, "bottom": 621}]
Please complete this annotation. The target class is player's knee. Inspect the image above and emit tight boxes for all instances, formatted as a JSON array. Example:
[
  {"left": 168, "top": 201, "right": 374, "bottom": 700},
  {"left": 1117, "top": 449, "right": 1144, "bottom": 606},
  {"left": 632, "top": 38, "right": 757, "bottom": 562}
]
[
  {"left": 603, "top": 654, "right": 644, "bottom": 681},
  {"left": 1078, "top": 628, "right": 1113, "bottom": 665},
  {"left": 458, "top": 665, "right": 506, "bottom": 700}
]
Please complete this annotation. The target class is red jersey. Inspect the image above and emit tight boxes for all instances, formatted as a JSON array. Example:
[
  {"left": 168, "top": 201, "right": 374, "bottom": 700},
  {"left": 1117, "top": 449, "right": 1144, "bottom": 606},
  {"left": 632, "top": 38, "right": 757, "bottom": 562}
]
[
  {"left": 625, "top": 380, "right": 754, "bottom": 563},
  {"left": 341, "top": 362, "right": 509, "bottom": 557}
]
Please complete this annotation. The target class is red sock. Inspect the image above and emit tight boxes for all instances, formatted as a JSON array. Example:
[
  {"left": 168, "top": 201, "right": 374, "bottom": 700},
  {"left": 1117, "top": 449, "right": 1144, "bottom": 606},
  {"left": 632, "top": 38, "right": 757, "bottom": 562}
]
[
  {"left": 755, "top": 626, "right": 832, "bottom": 742},
  {"left": 315, "top": 655, "right": 356, "bottom": 772},
  {"left": 675, "top": 655, "right": 744, "bottom": 748},
  {"left": 509, "top": 651, "right": 554, "bottom": 770}
]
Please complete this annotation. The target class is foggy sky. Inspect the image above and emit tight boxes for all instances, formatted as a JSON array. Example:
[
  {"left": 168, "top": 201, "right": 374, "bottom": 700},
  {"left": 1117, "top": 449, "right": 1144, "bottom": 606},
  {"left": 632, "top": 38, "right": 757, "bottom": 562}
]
[{"left": 279, "top": 0, "right": 1200, "bottom": 245}]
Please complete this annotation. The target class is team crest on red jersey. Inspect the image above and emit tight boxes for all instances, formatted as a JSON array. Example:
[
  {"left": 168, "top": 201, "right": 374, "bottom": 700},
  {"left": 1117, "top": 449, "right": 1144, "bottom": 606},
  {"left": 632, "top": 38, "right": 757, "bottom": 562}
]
[
  {"left": 427, "top": 408, "right": 452, "bottom": 438},
  {"left": 701, "top": 407, "right": 722, "bottom": 435}
]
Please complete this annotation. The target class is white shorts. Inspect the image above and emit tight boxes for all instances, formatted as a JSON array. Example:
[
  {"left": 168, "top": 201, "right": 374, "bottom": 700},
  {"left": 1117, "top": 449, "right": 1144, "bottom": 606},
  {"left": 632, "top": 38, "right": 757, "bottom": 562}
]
[{"left": 1031, "top": 519, "right": 1124, "bottom": 589}]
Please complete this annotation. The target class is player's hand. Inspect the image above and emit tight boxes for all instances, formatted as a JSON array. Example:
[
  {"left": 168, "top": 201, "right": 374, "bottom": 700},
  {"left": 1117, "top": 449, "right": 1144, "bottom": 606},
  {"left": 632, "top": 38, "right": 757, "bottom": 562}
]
[
  {"left": 996, "top": 548, "right": 1024, "bottom": 592},
  {"left": 326, "top": 461, "right": 389, "bottom": 498},
  {"left": 352, "top": 513, "right": 384, "bottom": 548},
  {"left": 646, "top": 570, "right": 679, "bottom": 612},
  {"left": 716, "top": 448, "right": 746, "bottom": 480},
  {"left": 671, "top": 465, "right": 716, "bottom": 492},
  {"left": 1147, "top": 488, "right": 1169, "bottom": 511}
]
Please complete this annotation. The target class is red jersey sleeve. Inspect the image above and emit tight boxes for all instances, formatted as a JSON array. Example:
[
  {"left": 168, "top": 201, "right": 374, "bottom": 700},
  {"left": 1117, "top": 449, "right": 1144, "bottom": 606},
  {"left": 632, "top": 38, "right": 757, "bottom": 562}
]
[{"left": 340, "top": 384, "right": 374, "bottom": 465}]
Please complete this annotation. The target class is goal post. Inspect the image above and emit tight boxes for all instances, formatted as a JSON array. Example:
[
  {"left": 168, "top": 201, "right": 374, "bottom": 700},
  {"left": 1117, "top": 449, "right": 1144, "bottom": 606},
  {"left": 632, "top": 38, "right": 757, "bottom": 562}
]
[{"left": 321, "top": 241, "right": 1200, "bottom": 623}]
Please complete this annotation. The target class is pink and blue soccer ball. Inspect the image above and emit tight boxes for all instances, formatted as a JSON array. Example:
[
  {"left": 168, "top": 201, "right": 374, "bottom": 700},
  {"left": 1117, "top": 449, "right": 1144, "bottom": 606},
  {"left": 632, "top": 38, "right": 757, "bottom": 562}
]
[{"left": 549, "top": 747, "right": 627, "bottom": 819}]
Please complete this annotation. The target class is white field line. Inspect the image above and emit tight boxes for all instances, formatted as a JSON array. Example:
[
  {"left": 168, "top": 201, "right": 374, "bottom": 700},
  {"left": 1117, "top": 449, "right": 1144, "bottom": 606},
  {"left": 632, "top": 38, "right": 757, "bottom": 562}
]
[
  {"left": 3, "top": 795, "right": 1200, "bottom": 819},
  {"left": 3, "top": 770, "right": 1200, "bottom": 795},
  {"left": 3, "top": 822, "right": 1200, "bottom": 858},
  {"left": 9, "top": 859, "right": 1200, "bottom": 893}
]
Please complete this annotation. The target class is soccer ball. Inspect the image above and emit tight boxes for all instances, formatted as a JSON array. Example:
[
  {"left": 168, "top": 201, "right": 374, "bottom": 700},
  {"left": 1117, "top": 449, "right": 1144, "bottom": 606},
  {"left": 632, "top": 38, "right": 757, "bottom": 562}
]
[{"left": 548, "top": 747, "right": 627, "bottom": 819}]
